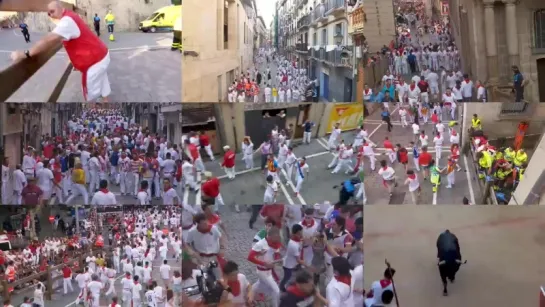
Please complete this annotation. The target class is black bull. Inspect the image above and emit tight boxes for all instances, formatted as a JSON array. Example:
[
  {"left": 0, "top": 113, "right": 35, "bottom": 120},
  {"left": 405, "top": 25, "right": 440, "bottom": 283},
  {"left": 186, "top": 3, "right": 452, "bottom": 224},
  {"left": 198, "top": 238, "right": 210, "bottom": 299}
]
[{"left": 436, "top": 230, "right": 463, "bottom": 295}]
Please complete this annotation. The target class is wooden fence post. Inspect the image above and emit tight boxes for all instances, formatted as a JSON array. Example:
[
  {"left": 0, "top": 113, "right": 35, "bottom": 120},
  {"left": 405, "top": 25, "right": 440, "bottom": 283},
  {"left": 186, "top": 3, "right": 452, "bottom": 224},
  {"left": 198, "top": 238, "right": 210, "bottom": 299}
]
[{"left": 45, "top": 266, "right": 53, "bottom": 300}]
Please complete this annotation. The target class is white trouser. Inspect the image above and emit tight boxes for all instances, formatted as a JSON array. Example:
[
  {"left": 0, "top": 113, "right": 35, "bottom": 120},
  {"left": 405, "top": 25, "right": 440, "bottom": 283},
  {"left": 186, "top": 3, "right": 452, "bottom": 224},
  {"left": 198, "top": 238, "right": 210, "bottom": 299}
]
[
  {"left": 252, "top": 270, "right": 280, "bottom": 307},
  {"left": 183, "top": 173, "right": 198, "bottom": 189},
  {"left": 110, "top": 165, "right": 119, "bottom": 183},
  {"left": 301, "top": 245, "right": 314, "bottom": 266},
  {"left": 265, "top": 94, "right": 271, "bottom": 102},
  {"left": 213, "top": 194, "right": 226, "bottom": 212},
  {"left": 333, "top": 159, "right": 354, "bottom": 174},
  {"left": 153, "top": 174, "right": 161, "bottom": 198},
  {"left": 435, "top": 147, "right": 442, "bottom": 165},
  {"left": 303, "top": 131, "right": 311, "bottom": 143},
  {"left": 122, "top": 290, "right": 131, "bottom": 306},
  {"left": 364, "top": 154, "right": 376, "bottom": 171},
  {"left": 114, "top": 257, "right": 120, "bottom": 272},
  {"left": 268, "top": 170, "right": 280, "bottom": 183},
  {"left": 295, "top": 176, "right": 304, "bottom": 193},
  {"left": 194, "top": 157, "right": 206, "bottom": 172},
  {"left": 447, "top": 171, "right": 455, "bottom": 187},
  {"left": 264, "top": 192, "right": 276, "bottom": 204},
  {"left": 386, "top": 150, "right": 396, "bottom": 164},
  {"left": 76, "top": 286, "right": 87, "bottom": 304},
  {"left": 132, "top": 298, "right": 141, "bottom": 307},
  {"left": 278, "top": 156, "right": 286, "bottom": 168},
  {"left": 89, "top": 170, "right": 99, "bottom": 193},
  {"left": 284, "top": 163, "right": 294, "bottom": 183},
  {"left": 204, "top": 145, "right": 215, "bottom": 160},
  {"left": 328, "top": 154, "right": 339, "bottom": 168},
  {"left": 400, "top": 116, "right": 408, "bottom": 127},
  {"left": 430, "top": 83, "right": 439, "bottom": 95},
  {"left": 83, "top": 166, "right": 89, "bottom": 183},
  {"left": 62, "top": 172, "right": 71, "bottom": 196},
  {"left": 2, "top": 182, "right": 11, "bottom": 204},
  {"left": 421, "top": 92, "right": 429, "bottom": 104},
  {"left": 66, "top": 183, "right": 89, "bottom": 204},
  {"left": 119, "top": 171, "right": 128, "bottom": 194},
  {"left": 243, "top": 154, "right": 254, "bottom": 169},
  {"left": 131, "top": 172, "right": 140, "bottom": 196},
  {"left": 224, "top": 167, "right": 236, "bottom": 179},
  {"left": 63, "top": 277, "right": 74, "bottom": 294}
]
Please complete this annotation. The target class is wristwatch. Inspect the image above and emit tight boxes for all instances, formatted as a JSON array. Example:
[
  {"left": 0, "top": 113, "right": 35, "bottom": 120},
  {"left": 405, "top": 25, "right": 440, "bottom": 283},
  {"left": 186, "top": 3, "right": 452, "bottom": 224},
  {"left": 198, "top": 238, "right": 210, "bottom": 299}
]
[{"left": 24, "top": 50, "right": 31, "bottom": 58}]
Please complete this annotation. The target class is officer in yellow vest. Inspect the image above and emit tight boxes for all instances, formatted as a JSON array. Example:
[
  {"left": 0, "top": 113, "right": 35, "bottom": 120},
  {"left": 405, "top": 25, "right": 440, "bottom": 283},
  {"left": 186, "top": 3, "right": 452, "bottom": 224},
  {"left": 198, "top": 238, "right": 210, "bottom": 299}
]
[
  {"left": 513, "top": 149, "right": 527, "bottom": 167},
  {"left": 471, "top": 114, "right": 482, "bottom": 130},
  {"left": 477, "top": 150, "right": 493, "bottom": 179},
  {"left": 172, "top": 15, "right": 182, "bottom": 52},
  {"left": 503, "top": 147, "right": 515, "bottom": 163},
  {"left": 105, "top": 10, "right": 115, "bottom": 41}
]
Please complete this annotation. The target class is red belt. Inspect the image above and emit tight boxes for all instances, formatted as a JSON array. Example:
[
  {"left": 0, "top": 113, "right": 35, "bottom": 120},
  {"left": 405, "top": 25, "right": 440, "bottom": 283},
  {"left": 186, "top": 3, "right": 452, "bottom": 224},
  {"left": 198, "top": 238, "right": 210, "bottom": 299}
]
[
  {"left": 199, "top": 253, "right": 218, "bottom": 257},
  {"left": 257, "top": 267, "right": 271, "bottom": 271}
]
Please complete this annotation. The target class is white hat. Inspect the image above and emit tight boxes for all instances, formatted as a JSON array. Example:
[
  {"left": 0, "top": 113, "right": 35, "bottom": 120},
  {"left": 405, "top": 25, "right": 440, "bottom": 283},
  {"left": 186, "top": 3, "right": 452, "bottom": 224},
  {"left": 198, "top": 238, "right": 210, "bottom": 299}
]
[{"left": 223, "top": 145, "right": 230, "bottom": 150}]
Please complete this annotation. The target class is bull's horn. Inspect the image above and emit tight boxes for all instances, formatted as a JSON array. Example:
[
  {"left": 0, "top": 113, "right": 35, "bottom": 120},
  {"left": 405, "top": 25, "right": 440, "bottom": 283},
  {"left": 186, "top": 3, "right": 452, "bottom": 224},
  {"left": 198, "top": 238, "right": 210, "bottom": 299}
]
[
  {"left": 455, "top": 260, "right": 462, "bottom": 264},
  {"left": 438, "top": 260, "right": 446, "bottom": 265}
]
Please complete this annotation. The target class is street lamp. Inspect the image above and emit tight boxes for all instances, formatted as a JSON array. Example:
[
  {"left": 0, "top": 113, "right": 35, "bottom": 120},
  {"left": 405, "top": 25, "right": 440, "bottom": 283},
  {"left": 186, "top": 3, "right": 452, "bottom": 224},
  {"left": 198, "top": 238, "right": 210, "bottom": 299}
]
[{"left": 334, "top": 32, "right": 343, "bottom": 48}]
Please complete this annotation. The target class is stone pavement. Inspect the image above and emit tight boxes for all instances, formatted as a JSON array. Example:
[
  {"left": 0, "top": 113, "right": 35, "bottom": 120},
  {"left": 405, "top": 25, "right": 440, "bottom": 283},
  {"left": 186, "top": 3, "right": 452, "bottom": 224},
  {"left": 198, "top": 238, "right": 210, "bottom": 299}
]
[
  {"left": 183, "top": 131, "right": 363, "bottom": 206},
  {"left": 0, "top": 31, "right": 181, "bottom": 102},
  {"left": 364, "top": 206, "right": 545, "bottom": 306},
  {"left": 363, "top": 104, "right": 481, "bottom": 205}
]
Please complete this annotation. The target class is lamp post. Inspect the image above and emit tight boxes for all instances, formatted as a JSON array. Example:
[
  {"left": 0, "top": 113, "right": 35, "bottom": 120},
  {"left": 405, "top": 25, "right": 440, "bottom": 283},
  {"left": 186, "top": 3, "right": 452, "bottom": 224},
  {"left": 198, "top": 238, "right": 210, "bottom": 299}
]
[{"left": 334, "top": 32, "right": 343, "bottom": 49}]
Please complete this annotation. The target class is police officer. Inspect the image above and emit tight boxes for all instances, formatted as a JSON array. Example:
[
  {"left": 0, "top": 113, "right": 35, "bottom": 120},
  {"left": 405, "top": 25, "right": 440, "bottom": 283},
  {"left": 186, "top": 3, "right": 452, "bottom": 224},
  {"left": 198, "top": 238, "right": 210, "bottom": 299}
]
[
  {"left": 471, "top": 114, "right": 482, "bottom": 131},
  {"left": 19, "top": 22, "right": 31, "bottom": 43},
  {"left": 172, "top": 15, "right": 182, "bottom": 52},
  {"left": 93, "top": 14, "right": 101, "bottom": 36}
]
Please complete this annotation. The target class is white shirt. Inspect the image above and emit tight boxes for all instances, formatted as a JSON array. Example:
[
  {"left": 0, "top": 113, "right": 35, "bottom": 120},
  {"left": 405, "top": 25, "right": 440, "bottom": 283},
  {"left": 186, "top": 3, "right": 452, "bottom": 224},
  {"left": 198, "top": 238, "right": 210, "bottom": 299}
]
[
  {"left": 460, "top": 79, "right": 474, "bottom": 97},
  {"left": 378, "top": 167, "right": 395, "bottom": 181},
  {"left": 283, "top": 239, "right": 302, "bottom": 269},
  {"left": 411, "top": 123, "right": 420, "bottom": 134},
  {"left": 406, "top": 174, "right": 420, "bottom": 192},
  {"left": 419, "top": 134, "right": 429, "bottom": 146},
  {"left": 91, "top": 190, "right": 117, "bottom": 205},
  {"left": 162, "top": 188, "right": 179, "bottom": 205},
  {"left": 87, "top": 280, "right": 103, "bottom": 299},
  {"left": 426, "top": 72, "right": 439, "bottom": 85},
  {"left": 121, "top": 277, "right": 133, "bottom": 292},
  {"left": 36, "top": 168, "right": 54, "bottom": 191},
  {"left": 186, "top": 225, "right": 222, "bottom": 254},
  {"left": 265, "top": 181, "right": 278, "bottom": 198},
  {"left": 160, "top": 264, "right": 171, "bottom": 279}
]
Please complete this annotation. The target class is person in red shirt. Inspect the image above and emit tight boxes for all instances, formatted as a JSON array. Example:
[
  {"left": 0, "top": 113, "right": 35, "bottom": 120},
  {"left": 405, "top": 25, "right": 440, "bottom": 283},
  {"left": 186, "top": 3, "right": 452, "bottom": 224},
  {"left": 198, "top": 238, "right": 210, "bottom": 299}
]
[
  {"left": 21, "top": 177, "right": 43, "bottom": 205},
  {"left": 43, "top": 141, "right": 55, "bottom": 160},
  {"left": 260, "top": 204, "right": 285, "bottom": 232},
  {"left": 199, "top": 131, "right": 215, "bottom": 161},
  {"left": 418, "top": 146, "right": 433, "bottom": 180},
  {"left": 383, "top": 137, "right": 396, "bottom": 164},
  {"left": 184, "top": 139, "right": 205, "bottom": 172},
  {"left": 201, "top": 172, "right": 227, "bottom": 212},
  {"left": 62, "top": 265, "right": 74, "bottom": 294},
  {"left": 396, "top": 144, "right": 409, "bottom": 171},
  {"left": 201, "top": 203, "right": 229, "bottom": 236},
  {"left": 221, "top": 145, "right": 236, "bottom": 180}
]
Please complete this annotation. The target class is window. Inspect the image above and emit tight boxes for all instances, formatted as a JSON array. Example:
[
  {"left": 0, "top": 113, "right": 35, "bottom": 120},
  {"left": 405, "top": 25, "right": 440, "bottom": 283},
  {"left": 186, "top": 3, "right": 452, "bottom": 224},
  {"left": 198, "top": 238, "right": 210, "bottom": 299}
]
[
  {"left": 321, "top": 28, "right": 327, "bottom": 45},
  {"left": 335, "top": 23, "right": 342, "bottom": 36},
  {"left": 535, "top": 9, "right": 545, "bottom": 50}
]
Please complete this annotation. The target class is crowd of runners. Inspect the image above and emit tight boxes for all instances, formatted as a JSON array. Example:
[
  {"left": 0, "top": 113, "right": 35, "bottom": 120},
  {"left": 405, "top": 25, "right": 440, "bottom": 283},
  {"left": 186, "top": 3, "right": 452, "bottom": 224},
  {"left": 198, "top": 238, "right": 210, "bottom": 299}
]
[
  {"left": 227, "top": 48, "right": 317, "bottom": 103},
  {"left": 0, "top": 206, "right": 182, "bottom": 307},
  {"left": 181, "top": 203, "right": 363, "bottom": 307}
]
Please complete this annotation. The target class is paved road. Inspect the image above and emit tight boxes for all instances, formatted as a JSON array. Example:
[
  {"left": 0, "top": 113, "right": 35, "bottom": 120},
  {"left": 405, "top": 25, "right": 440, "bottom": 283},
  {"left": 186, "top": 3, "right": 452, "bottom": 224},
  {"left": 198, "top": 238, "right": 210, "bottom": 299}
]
[
  {"left": 183, "top": 131, "right": 363, "bottom": 206},
  {"left": 0, "top": 31, "right": 181, "bottom": 102},
  {"left": 362, "top": 104, "right": 481, "bottom": 205},
  {"left": 364, "top": 206, "right": 545, "bottom": 306}
]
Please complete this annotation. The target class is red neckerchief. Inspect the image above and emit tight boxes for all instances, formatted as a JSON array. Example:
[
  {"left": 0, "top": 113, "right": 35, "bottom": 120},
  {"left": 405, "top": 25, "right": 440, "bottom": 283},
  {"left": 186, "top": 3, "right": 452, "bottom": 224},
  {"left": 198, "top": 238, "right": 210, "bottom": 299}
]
[
  {"left": 265, "top": 237, "right": 282, "bottom": 249},
  {"left": 408, "top": 174, "right": 416, "bottom": 180},
  {"left": 286, "top": 285, "right": 308, "bottom": 298},
  {"left": 410, "top": 84, "right": 415, "bottom": 90},
  {"left": 301, "top": 218, "right": 314, "bottom": 228},
  {"left": 227, "top": 279, "right": 241, "bottom": 296},
  {"left": 163, "top": 186, "right": 170, "bottom": 192},
  {"left": 380, "top": 279, "right": 392, "bottom": 288},
  {"left": 99, "top": 188, "right": 109, "bottom": 194},
  {"left": 207, "top": 214, "right": 220, "bottom": 225},
  {"left": 197, "top": 223, "right": 213, "bottom": 234},
  {"left": 335, "top": 275, "right": 352, "bottom": 286},
  {"left": 451, "top": 130, "right": 457, "bottom": 136},
  {"left": 364, "top": 89, "right": 370, "bottom": 94},
  {"left": 381, "top": 166, "right": 388, "bottom": 171},
  {"left": 138, "top": 189, "right": 146, "bottom": 194},
  {"left": 290, "top": 235, "right": 302, "bottom": 242},
  {"left": 464, "top": 79, "right": 470, "bottom": 83}
]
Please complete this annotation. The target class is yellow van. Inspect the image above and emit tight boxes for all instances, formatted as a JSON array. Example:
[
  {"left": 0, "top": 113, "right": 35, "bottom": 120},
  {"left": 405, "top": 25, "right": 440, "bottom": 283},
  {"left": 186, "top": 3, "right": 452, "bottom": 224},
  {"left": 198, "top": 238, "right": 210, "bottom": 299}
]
[{"left": 139, "top": 5, "right": 181, "bottom": 33}]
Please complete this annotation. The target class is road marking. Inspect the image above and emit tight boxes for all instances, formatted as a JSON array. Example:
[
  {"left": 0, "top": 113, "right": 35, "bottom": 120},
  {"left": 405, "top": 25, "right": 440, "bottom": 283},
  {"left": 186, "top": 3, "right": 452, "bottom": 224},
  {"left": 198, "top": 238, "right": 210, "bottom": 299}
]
[
  {"left": 367, "top": 106, "right": 400, "bottom": 140},
  {"left": 463, "top": 155, "right": 476, "bottom": 205},
  {"left": 278, "top": 177, "right": 295, "bottom": 205},
  {"left": 279, "top": 167, "right": 306, "bottom": 205},
  {"left": 432, "top": 189, "right": 438, "bottom": 205}
]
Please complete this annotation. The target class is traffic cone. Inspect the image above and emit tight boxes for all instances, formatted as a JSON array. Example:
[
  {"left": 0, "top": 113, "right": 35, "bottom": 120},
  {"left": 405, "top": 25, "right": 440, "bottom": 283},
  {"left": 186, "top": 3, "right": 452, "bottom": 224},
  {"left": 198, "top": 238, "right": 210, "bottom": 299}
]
[{"left": 109, "top": 33, "right": 115, "bottom": 41}]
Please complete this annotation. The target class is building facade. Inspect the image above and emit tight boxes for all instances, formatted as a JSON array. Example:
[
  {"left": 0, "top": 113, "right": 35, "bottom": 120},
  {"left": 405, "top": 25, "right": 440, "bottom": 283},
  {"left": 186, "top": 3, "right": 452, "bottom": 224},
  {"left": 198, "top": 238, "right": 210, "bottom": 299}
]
[
  {"left": 182, "top": 0, "right": 257, "bottom": 102},
  {"left": 444, "top": 0, "right": 545, "bottom": 102}
]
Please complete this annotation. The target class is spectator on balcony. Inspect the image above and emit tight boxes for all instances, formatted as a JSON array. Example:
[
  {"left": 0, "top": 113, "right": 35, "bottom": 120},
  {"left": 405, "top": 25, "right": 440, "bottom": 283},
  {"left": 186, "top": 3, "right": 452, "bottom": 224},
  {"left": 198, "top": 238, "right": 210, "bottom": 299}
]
[{"left": 11, "top": 1, "right": 111, "bottom": 103}]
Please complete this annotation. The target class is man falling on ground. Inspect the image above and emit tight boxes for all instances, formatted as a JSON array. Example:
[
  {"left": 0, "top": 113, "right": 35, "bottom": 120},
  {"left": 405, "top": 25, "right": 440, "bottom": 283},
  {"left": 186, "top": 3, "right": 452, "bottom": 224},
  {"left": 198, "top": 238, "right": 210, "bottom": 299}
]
[{"left": 11, "top": 1, "right": 111, "bottom": 102}]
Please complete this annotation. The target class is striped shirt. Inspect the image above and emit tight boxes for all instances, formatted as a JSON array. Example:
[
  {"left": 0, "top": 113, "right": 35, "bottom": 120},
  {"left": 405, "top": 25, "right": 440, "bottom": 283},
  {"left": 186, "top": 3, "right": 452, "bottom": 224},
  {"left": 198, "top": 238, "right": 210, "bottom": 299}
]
[{"left": 130, "top": 159, "right": 142, "bottom": 173}]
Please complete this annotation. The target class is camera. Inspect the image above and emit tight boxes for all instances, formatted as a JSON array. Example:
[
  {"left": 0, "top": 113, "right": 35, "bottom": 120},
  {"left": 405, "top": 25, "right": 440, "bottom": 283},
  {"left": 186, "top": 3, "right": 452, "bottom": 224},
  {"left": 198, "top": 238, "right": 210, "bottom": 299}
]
[{"left": 193, "top": 261, "right": 226, "bottom": 305}]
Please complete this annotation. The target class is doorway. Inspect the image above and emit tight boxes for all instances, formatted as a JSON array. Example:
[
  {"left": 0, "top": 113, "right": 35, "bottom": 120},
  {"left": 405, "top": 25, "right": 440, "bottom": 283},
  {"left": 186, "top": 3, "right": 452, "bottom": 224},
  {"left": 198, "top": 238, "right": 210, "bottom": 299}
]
[
  {"left": 344, "top": 77, "right": 353, "bottom": 102},
  {"left": 537, "top": 58, "right": 545, "bottom": 101}
]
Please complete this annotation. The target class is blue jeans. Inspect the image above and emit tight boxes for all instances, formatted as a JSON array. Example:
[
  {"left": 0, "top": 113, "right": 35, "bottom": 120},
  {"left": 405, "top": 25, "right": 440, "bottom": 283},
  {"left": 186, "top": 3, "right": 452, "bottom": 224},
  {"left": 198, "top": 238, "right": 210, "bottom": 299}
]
[{"left": 279, "top": 266, "right": 295, "bottom": 292}]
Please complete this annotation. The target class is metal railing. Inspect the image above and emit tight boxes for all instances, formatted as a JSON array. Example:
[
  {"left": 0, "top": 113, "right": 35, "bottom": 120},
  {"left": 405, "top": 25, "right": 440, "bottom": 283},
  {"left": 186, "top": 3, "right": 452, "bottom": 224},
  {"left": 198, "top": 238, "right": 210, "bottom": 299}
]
[
  {"left": 312, "top": 3, "right": 327, "bottom": 23},
  {"left": 325, "top": 47, "right": 353, "bottom": 67},
  {"left": 296, "top": 43, "right": 308, "bottom": 52},
  {"left": 0, "top": 1, "right": 86, "bottom": 102},
  {"left": 499, "top": 102, "right": 530, "bottom": 114},
  {"left": 297, "top": 0, "right": 309, "bottom": 9},
  {"left": 325, "top": 0, "right": 345, "bottom": 15},
  {"left": 297, "top": 14, "right": 311, "bottom": 29}
]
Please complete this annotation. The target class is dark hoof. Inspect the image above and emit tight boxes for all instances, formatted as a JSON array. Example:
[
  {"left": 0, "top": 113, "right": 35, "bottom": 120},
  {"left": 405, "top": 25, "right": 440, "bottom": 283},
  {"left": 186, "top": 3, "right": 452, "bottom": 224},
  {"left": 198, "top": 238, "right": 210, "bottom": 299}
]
[
  {"left": 449, "top": 278, "right": 455, "bottom": 283},
  {"left": 443, "top": 291, "right": 448, "bottom": 296}
]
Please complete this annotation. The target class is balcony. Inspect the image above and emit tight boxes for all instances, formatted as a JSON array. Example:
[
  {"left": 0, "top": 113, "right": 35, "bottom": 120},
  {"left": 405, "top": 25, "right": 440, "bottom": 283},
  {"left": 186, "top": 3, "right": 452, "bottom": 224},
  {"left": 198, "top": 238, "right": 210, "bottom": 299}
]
[
  {"left": 296, "top": 43, "right": 308, "bottom": 53},
  {"left": 311, "top": 3, "right": 328, "bottom": 26},
  {"left": 297, "top": 14, "right": 310, "bottom": 30},
  {"left": 324, "top": 47, "right": 353, "bottom": 67},
  {"left": 297, "top": 0, "right": 309, "bottom": 9},
  {"left": 325, "top": 0, "right": 346, "bottom": 17},
  {"left": 348, "top": 6, "right": 365, "bottom": 35},
  {"left": 318, "top": 48, "right": 327, "bottom": 61}
]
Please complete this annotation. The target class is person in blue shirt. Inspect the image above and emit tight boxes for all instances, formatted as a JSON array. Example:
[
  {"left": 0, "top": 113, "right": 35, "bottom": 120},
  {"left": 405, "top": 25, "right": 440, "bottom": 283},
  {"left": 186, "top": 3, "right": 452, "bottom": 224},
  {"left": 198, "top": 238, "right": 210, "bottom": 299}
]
[
  {"left": 381, "top": 79, "right": 396, "bottom": 99},
  {"left": 109, "top": 149, "right": 119, "bottom": 183},
  {"left": 19, "top": 22, "right": 31, "bottom": 43},
  {"left": 512, "top": 65, "right": 524, "bottom": 102},
  {"left": 302, "top": 120, "right": 314, "bottom": 144},
  {"left": 408, "top": 51, "right": 417, "bottom": 74},
  {"left": 93, "top": 14, "right": 101, "bottom": 36},
  {"left": 381, "top": 103, "right": 394, "bottom": 132}
]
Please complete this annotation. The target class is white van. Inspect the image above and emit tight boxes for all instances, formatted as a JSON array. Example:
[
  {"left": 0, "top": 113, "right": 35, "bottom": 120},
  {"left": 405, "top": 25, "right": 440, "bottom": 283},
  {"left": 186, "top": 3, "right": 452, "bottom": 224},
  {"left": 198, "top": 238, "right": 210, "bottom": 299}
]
[{"left": 0, "top": 234, "right": 12, "bottom": 251}]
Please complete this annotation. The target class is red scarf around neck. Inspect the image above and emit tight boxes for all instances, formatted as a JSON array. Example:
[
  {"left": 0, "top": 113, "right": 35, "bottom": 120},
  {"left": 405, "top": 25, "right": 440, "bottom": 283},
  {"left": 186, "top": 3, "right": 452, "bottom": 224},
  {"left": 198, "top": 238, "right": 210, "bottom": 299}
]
[
  {"left": 227, "top": 279, "right": 241, "bottom": 296},
  {"left": 100, "top": 188, "right": 109, "bottom": 194},
  {"left": 301, "top": 218, "right": 315, "bottom": 228},
  {"left": 290, "top": 235, "right": 302, "bottom": 242},
  {"left": 335, "top": 275, "right": 352, "bottom": 286},
  {"left": 265, "top": 237, "right": 282, "bottom": 250}
]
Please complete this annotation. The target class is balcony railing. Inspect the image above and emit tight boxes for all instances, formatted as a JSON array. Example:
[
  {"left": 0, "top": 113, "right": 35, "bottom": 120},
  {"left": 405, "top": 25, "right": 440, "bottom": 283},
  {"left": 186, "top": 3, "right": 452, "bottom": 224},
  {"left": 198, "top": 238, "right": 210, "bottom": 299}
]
[
  {"left": 312, "top": 3, "right": 327, "bottom": 24},
  {"left": 297, "top": 0, "right": 309, "bottom": 9},
  {"left": 348, "top": 6, "right": 366, "bottom": 34},
  {"left": 0, "top": 0, "right": 87, "bottom": 102},
  {"left": 318, "top": 48, "right": 327, "bottom": 61},
  {"left": 296, "top": 43, "right": 308, "bottom": 53},
  {"left": 325, "top": 0, "right": 345, "bottom": 15},
  {"left": 297, "top": 14, "right": 311, "bottom": 30},
  {"left": 325, "top": 46, "right": 353, "bottom": 67}
]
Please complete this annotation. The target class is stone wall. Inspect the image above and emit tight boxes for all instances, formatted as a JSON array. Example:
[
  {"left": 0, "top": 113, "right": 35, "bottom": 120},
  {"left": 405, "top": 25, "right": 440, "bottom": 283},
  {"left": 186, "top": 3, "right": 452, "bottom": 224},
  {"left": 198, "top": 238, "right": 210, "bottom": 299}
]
[
  {"left": 362, "top": 0, "right": 396, "bottom": 52},
  {"left": 20, "top": 0, "right": 173, "bottom": 32}
]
